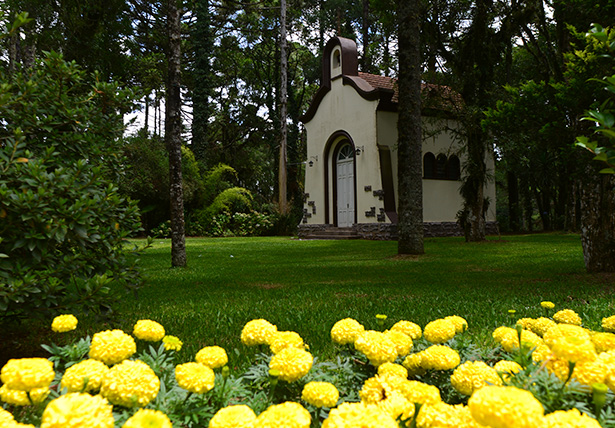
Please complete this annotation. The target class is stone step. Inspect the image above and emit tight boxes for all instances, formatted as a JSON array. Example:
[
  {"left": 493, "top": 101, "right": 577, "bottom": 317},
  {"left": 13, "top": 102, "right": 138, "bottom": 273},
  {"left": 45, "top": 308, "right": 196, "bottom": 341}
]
[{"left": 301, "top": 227, "right": 361, "bottom": 240}]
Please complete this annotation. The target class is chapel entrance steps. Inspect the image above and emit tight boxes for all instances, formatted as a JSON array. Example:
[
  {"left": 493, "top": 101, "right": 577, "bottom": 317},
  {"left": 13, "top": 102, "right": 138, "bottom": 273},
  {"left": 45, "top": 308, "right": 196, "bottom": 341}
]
[{"left": 300, "top": 226, "right": 360, "bottom": 240}]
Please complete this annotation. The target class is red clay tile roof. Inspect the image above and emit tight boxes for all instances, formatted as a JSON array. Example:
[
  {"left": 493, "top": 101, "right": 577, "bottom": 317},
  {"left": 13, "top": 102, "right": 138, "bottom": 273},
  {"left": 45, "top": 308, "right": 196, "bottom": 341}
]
[{"left": 357, "top": 72, "right": 462, "bottom": 110}]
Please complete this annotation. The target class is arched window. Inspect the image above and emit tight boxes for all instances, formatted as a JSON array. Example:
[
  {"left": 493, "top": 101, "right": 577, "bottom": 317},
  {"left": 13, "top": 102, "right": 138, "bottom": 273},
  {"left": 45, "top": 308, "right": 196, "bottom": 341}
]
[
  {"left": 436, "top": 154, "right": 447, "bottom": 179},
  {"left": 333, "top": 49, "right": 341, "bottom": 68},
  {"left": 446, "top": 155, "right": 461, "bottom": 180},
  {"left": 423, "top": 152, "right": 436, "bottom": 179}
]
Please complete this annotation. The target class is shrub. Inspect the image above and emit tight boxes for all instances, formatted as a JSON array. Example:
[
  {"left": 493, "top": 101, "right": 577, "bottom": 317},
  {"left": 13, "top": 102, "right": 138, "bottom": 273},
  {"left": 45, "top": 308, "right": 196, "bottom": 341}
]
[{"left": 0, "top": 52, "right": 144, "bottom": 321}]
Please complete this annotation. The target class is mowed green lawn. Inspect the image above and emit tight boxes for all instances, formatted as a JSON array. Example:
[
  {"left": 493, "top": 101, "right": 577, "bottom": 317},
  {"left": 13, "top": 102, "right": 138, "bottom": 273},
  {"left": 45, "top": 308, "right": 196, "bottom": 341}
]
[{"left": 111, "top": 233, "right": 614, "bottom": 369}]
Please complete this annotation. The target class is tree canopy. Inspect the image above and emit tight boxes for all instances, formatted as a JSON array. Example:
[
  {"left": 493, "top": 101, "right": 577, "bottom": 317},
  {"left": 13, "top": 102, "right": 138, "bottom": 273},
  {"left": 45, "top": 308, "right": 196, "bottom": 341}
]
[{"left": 2, "top": 0, "right": 614, "bottom": 271}]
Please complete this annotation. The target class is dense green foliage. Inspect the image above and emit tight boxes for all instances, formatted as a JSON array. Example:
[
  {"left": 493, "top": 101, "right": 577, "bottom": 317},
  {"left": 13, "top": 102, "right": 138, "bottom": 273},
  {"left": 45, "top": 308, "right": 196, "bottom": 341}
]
[
  {"left": 577, "top": 25, "right": 615, "bottom": 174},
  {"left": 0, "top": 52, "right": 144, "bottom": 320}
]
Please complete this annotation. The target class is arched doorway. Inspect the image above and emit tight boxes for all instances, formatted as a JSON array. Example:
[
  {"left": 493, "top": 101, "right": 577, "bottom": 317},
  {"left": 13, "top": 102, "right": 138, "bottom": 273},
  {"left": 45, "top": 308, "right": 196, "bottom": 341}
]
[{"left": 335, "top": 143, "right": 355, "bottom": 227}]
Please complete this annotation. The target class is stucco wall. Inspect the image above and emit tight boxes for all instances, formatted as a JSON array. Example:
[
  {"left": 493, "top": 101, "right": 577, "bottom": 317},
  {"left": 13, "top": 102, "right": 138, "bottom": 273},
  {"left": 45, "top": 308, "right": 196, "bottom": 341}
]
[
  {"left": 304, "top": 77, "right": 384, "bottom": 225},
  {"left": 376, "top": 112, "right": 481, "bottom": 223},
  {"left": 303, "top": 81, "right": 497, "bottom": 226}
]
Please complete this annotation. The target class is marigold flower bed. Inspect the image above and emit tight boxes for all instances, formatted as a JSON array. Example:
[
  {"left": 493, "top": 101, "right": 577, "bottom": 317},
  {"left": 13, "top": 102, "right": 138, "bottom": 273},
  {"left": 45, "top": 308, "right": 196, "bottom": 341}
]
[{"left": 1, "top": 304, "right": 615, "bottom": 427}]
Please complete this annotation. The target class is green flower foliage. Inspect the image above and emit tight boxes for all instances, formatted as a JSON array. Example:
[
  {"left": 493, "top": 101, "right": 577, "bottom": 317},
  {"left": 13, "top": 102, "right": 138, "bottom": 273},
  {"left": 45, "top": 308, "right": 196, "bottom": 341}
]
[{"left": 0, "top": 52, "right": 145, "bottom": 320}]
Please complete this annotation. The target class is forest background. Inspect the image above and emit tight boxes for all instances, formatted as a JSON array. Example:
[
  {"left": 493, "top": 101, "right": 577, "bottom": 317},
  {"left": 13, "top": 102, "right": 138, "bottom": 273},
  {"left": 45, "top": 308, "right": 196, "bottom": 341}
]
[
  {"left": 1, "top": 0, "right": 615, "bottom": 320},
  {"left": 2, "top": 0, "right": 612, "bottom": 235}
]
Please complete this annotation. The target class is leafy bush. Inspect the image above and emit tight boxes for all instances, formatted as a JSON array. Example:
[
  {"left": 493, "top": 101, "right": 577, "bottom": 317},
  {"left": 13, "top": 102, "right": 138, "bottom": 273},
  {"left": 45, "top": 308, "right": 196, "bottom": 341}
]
[
  {"left": 202, "top": 163, "right": 238, "bottom": 207},
  {"left": 119, "top": 133, "right": 204, "bottom": 234},
  {"left": 0, "top": 52, "right": 144, "bottom": 321},
  {"left": 576, "top": 24, "right": 615, "bottom": 174},
  {"left": 206, "top": 187, "right": 254, "bottom": 217}
]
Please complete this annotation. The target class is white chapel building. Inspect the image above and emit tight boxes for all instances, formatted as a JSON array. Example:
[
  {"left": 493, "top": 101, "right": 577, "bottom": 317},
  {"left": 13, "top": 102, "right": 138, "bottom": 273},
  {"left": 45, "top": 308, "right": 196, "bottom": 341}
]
[{"left": 298, "top": 36, "right": 497, "bottom": 239}]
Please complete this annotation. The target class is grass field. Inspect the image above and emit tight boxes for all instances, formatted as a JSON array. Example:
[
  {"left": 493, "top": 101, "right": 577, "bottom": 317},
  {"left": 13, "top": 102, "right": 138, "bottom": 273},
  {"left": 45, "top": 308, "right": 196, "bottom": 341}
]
[
  {"left": 3, "top": 233, "right": 614, "bottom": 369},
  {"left": 102, "top": 232, "right": 615, "bottom": 369}
]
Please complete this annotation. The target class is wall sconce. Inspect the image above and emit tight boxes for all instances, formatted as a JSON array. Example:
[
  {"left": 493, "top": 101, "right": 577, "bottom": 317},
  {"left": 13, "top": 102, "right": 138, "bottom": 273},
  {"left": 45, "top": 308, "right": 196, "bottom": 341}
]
[
  {"left": 308, "top": 155, "right": 318, "bottom": 167},
  {"left": 355, "top": 146, "right": 365, "bottom": 156}
]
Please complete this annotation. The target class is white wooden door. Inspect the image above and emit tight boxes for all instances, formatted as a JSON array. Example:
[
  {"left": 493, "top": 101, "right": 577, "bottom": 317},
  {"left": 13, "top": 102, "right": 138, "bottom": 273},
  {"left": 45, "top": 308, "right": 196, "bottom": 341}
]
[{"left": 336, "top": 144, "right": 355, "bottom": 227}]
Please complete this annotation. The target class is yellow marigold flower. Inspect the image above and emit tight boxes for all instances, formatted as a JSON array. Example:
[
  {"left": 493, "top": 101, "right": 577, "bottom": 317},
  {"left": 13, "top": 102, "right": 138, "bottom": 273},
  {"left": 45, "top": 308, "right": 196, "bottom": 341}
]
[
  {"left": 385, "top": 329, "right": 413, "bottom": 356},
  {"left": 493, "top": 360, "right": 523, "bottom": 379},
  {"left": 195, "top": 346, "right": 228, "bottom": 369},
  {"left": 497, "top": 328, "right": 543, "bottom": 353},
  {"left": 40, "top": 393, "right": 114, "bottom": 428},
  {"left": 377, "top": 390, "right": 414, "bottom": 421},
  {"left": 241, "top": 319, "right": 278, "bottom": 346},
  {"left": 269, "top": 347, "right": 313, "bottom": 382},
  {"left": 403, "top": 353, "right": 426, "bottom": 377},
  {"left": 597, "top": 350, "right": 615, "bottom": 391},
  {"left": 528, "top": 317, "right": 557, "bottom": 337},
  {"left": 133, "top": 320, "right": 165, "bottom": 342},
  {"left": 354, "top": 330, "right": 398, "bottom": 367},
  {"left": 254, "top": 401, "right": 310, "bottom": 428},
  {"left": 399, "top": 380, "right": 441, "bottom": 405},
  {"left": 1, "top": 358, "right": 54, "bottom": 391},
  {"left": 423, "top": 319, "right": 456, "bottom": 344},
  {"left": 175, "top": 362, "right": 215, "bottom": 393},
  {"left": 493, "top": 326, "right": 515, "bottom": 343},
  {"left": 553, "top": 309, "right": 582, "bottom": 326},
  {"left": 61, "top": 359, "right": 109, "bottom": 393},
  {"left": 51, "top": 314, "right": 78, "bottom": 333},
  {"left": 270, "top": 331, "right": 305, "bottom": 354},
  {"left": 3, "top": 420, "right": 35, "bottom": 427},
  {"left": 321, "top": 402, "right": 399, "bottom": 428},
  {"left": 122, "top": 409, "right": 172, "bottom": 428},
  {"left": 468, "top": 386, "right": 544, "bottom": 428},
  {"left": 391, "top": 320, "right": 422, "bottom": 339},
  {"left": 602, "top": 315, "right": 615, "bottom": 333},
  {"left": 543, "top": 408, "right": 601, "bottom": 428},
  {"left": 420, "top": 345, "right": 460, "bottom": 371},
  {"left": 531, "top": 344, "right": 553, "bottom": 362},
  {"left": 416, "top": 402, "right": 483, "bottom": 428},
  {"left": 450, "top": 361, "right": 502, "bottom": 396},
  {"left": 162, "top": 335, "right": 183, "bottom": 351},
  {"left": 541, "top": 354, "right": 571, "bottom": 381},
  {"left": 89, "top": 329, "right": 136, "bottom": 365},
  {"left": 544, "top": 324, "right": 590, "bottom": 344},
  {"left": 210, "top": 405, "right": 257, "bottom": 428},
  {"left": 516, "top": 318, "right": 534, "bottom": 330},
  {"left": 378, "top": 362, "right": 408, "bottom": 378},
  {"left": 360, "top": 375, "right": 400, "bottom": 404},
  {"left": 1, "top": 408, "right": 26, "bottom": 428},
  {"left": 591, "top": 332, "right": 615, "bottom": 353},
  {"left": 549, "top": 334, "right": 597, "bottom": 364},
  {"left": 301, "top": 381, "right": 339, "bottom": 408},
  {"left": 1, "top": 407, "right": 15, "bottom": 424},
  {"left": 572, "top": 358, "right": 607, "bottom": 389},
  {"left": 100, "top": 360, "right": 160, "bottom": 407},
  {"left": 330, "top": 318, "right": 365, "bottom": 345},
  {"left": 0, "top": 384, "right": 49, "bottom": 406},
  {"left": 444, "top": 315, "right": 468, "bottom": 334},
  {"left": 541, "top": 301, "right": 555, "bottom": 310}
]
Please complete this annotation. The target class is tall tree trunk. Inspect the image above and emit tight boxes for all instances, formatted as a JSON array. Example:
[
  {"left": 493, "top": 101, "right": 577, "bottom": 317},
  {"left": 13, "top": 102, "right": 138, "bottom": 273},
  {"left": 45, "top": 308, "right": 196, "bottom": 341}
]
[
  {"left": 144, "top": 93, "right": 149, "bottom": 133},
  {"left": 318, "top": 0, "right": 324, "bottom": 54},
  {"left": 520, "top": 175, "right": 533, "bottom": 232},
  {"left": 278, "top": 0, "right": 288, "bottom": 215},
  {"left": 397, "top": 0, "right": 424, "bottom": 255},
  {"left": 166, "top": 0, "right": 186, "bottom": 267},
  {"left": 192, "top": 0, "right": 212, "bottom": 164},
  {"left": 463, "top": 127, "right": 487, "bottom": 241},
  {"left": 507, "top": 170, "right": 520, "bottom": 232},
  {"left": 580, "top": 163, "right": 615, "bottom": 273},
  {"left": 361, "top": 0, "right": 370, "bottom": 72}
]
